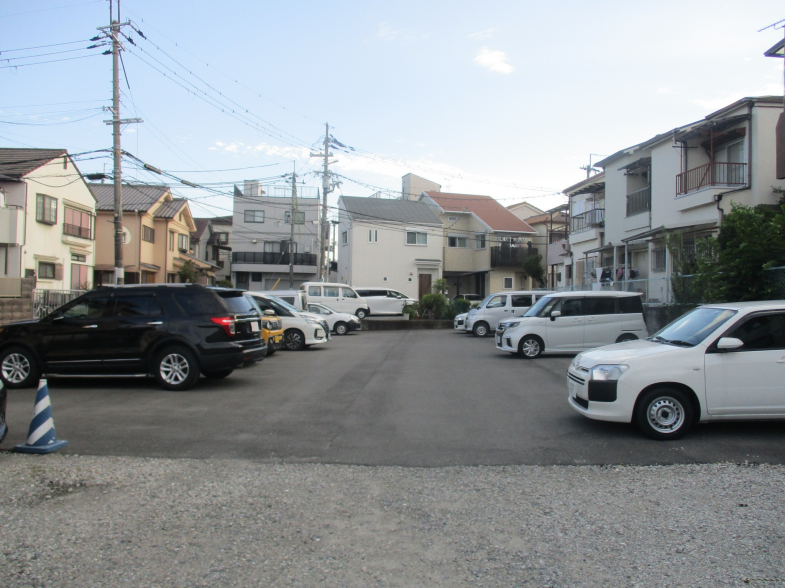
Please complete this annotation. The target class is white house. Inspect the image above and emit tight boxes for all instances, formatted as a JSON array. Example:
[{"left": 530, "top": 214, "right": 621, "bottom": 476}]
[
  {"left": 337, "top": 196, "right": 443, "bottom": 300},
  {"left": 0, "top": 148, "right": 96, "bottom": 290}
]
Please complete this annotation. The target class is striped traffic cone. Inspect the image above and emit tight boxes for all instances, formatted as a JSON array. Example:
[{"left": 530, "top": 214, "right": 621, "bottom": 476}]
[{"left": 14, "top": 379, "right": 68, "bottom": 454}]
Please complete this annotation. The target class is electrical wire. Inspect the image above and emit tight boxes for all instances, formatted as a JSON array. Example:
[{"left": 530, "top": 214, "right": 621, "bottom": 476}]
[
  {"left": 0, "top": 0, "right": 103, "bottom": 19},
  {"left": 0, "top": 38, "right": 95, "bottom": 53},
  {"left": 0, "top": 53, "right": 103, "bottom": 69}
]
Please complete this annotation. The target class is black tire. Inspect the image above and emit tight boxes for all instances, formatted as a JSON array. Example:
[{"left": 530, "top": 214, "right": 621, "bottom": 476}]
[
  {"left": 635, "top": 387, "right": 694, "bottom": 440},
  {"left": 284, "top": 329, "right": 306, "bottom": 351},
  {"left": 154, "top": 346, "right": 201, "bottom": 391},
  {"left": 203, "top": 368, "right": 234, "bottom": 380},
  {"left": 616, "top": 333, "right": 638, "bottom": 343},
  {"left": 472, "top": 322, "right": 489, "bottom": 337},
  {"left": 0, "top": 346, "right": 40, "bottom": 389},
  {"left": 334, "top": 321, "right": 349, "bottom": 335},
  {"left": 517, "top": 335, "right": 544, "bottom": 359},
  {"left": 356, "top": 308, "right": 368, "bottom": 320},
  {"left": 266, "top": 337, "right": 276, "bottom": 356}
]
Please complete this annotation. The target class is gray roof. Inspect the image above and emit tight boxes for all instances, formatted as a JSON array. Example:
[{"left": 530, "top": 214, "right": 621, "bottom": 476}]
[
  {"left": 88, "top": 183, "right": 169, "bottom": 212},
  {"left": 340, "top": 196, "right": 442, "bottom": 225},
  {"left": 0, "top": 148, "right": 68, "bottom": 179},
  {"left": 153, "top": 199, "right": 187, "bottom": 219}
]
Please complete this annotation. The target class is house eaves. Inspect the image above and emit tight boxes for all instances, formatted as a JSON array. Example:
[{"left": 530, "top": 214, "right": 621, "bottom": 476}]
[{"left": 422, "top": 191, "right": 536, "bottom": 234}]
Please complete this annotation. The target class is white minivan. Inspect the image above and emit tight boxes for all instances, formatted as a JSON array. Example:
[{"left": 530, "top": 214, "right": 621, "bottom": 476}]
[
  {"left": 300, "top": 283, "right": 370, "bottom": 318},
  {"left": 495, "top": 291, "right": 647, "bottom": 358},
  {"left": 354, "top": 288, "right": 416, "bottom": 316},
  {"left": 465, "top": 291, "right": 555, "bottom": 337}
]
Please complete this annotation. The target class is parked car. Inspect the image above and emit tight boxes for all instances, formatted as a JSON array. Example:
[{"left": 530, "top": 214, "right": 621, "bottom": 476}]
[
  {"left": 496, "top": 292, "right": 646, "bottom": 358},
  {"left": 453, "top": 294, "right": 483, "bottom": 302},
  {"left": 245, "top": 292, "right": 330, "bottom": 351},
  {"left": 260, "top": 290, "right": 306, "bottom": 311},
  {"left": 0, "top": 383, "right": 6, "bottom": 445},
  {"left": 0, "top": 285, "right": 267, "bottom": 391},
  {"left": 354, "top": 288, "right": 416, "bottom": 316},
  {"left": 466, "top": 290, "right": 555, "bottom": 336},
  {"left": 567, "top": 301, "right": 785, "bottom": 440},
  {"left": 244, "top": 294, "right": 284, "bottom": 355},
  {"left": 300, "top": 283, "right": 370, "bottom": 318},
  {"left": 305, "top": 303, "right": 362, "bottom": 335},
  {"left": 454, "top": 313, "right": 469, "bottom": 332}
]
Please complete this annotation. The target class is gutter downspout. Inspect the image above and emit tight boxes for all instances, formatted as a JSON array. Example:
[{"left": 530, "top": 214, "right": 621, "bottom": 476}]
[
  {"left": 137, "top": 209, "right": 141, "bottom": 283},
  {"left": 22, "top": 181, "right": 28, "bottom": 279}
]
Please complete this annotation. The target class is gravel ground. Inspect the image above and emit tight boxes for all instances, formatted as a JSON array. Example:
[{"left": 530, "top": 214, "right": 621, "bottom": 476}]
[{"left": 1, "top": 454, "right": 784, "bottom": 588}]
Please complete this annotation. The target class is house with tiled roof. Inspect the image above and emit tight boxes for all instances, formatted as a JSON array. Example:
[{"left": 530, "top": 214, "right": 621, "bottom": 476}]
[
  {"left": 417, "top": 187, "right": 538, "bottom": 298},
  {"left": 0, "top": 148, "right": 96, "bottom": 290},
  {"left": 191, "top": 216, "right": 232, "bottom": 282},
  {"left": 89, "top": 183, "right": 218, "bottom": 285}
]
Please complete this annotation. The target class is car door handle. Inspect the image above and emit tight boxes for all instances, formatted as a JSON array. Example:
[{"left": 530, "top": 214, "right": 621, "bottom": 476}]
[
  {"left": 148, "top": 321, "right": 163, "bottom": 325},
  {"left": 82, "top": 324, "right": 98, "bottom": 329}
]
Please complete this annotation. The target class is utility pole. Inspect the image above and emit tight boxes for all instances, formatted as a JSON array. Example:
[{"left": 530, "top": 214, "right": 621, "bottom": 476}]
[
  {"left": 311, "top": 123, "right": 335, "bottom": 282},
  {"left": 289, "top": 164, "right": 297, "bottom": 289}
]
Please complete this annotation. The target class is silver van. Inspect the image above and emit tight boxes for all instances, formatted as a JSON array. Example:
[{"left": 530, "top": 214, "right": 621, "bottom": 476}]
[{"left": 465, "top": 291, "right": 555, "bottom": 337}]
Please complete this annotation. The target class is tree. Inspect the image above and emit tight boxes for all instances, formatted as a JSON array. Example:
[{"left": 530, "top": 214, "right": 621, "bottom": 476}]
[
  {"left": 177, "top": 260, "right": 200, "bottom": 284},
  {"left": 216, "top": 278, "right": 233, "bottom": 288},
  {"left": 522, "top": 254, "right": 545, "bottom": 287}
]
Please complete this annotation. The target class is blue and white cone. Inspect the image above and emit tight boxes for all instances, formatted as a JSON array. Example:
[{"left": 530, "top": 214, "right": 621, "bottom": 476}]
[{"left": 14, "top": 379, "right": 68, "bottom": 454}]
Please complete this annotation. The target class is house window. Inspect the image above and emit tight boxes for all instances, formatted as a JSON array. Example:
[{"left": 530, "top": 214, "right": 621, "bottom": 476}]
[
  {"left": 341, "top": 231, "right": 348, "bottom": 245},
  {"left": 447, "top": 216, "right": 458, "bottom": 222},
  {"left": 71, "top": 253, "right": 86, "bottom": 262},
  {"left": 264, "top": 241, "right": 281, "bottom": 253},
  {"left": 368, "top": 229, "right": 378, "bottom": 243},
  {"left": 143, "top": 225, "right": 155, "bottom": 243},
  {"left": 383, "top": 276, "right": 388, "bottom": 282},
  {"left": 651, "top": 247, "right": 666, "bottom": 272},
  {"left": 251, "top": 272, "right": 262, "bottom": 282},
  {"left": 39, "top": 262, "right": 55, "bottom": 279},
  {"left": 448, "top": 236, "right": 468, "bottom": 248},
  {"left": 503, "top": 277, "right": 513, "bottom": 289},
  {"left": 475, "top": 233, "right": 487, "bottom": 249},
  {"left": 63, "top": 207, "right": 93, "bottom": 239},
  {"left": 71, "top": 264, "right": 89, "bottom": 290},
  {"left": 215, "top": 232, "right": 228, "bottom": 244},
  {"left": 36, "top": 194, "right": 57, "bottom": 224},
  {"left": 284, "top": 210, "right": 305, "bottom": 224},
  {"left": 177, "top": 233, "right": 189, "bottom": 251},
  {"left": 169, "top": 231, "right": 175, "bottom": 251},
  {"left": 406, "top": 231, "right": 427, "bottom": 245},
  {"left": 244, "top": 210, "right": 265, "bottom": 223}
]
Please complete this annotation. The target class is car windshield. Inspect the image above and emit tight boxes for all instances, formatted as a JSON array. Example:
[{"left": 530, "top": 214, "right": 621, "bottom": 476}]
[
  {"left": 244, "top": 294, "right": 262, "bottom": 314},
  {"left": 650, "top": 307, "right": 738, "bottom": 347},
  {"left": 269, "top": 295, "right": 300, "bottom": 314},
  {"left": 524, "top": 295, "right": 557, "bottom": 317},
  {"left": 478, "top": 294, "right": 495, "bottom": 309}
]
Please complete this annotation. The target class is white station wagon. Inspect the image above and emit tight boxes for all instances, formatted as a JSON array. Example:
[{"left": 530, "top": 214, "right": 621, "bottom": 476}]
[{"left": 567, "top": 301, "right": 785, "bottom": 440}]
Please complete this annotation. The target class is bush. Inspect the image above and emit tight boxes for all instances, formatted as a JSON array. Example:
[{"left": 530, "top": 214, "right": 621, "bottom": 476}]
[
  {"left": 452, "top": 298, "right": 471, "bottom": 315},
  {"left": 217, "top": 278, "right": 234, "bottom": 288},
  {"left": 420, "top": 292, "right": 449, "bottom": 319}
]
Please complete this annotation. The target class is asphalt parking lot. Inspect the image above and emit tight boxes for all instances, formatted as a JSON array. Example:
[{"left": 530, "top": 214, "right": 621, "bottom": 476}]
[{"left": 3, "top": 329, "right": 784, "bottom": 465}]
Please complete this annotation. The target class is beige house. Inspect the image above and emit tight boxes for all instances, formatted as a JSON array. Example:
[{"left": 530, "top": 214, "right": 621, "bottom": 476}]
[
  {"left": 90, "top": 183, "right": 217, "bottom": 285},
  {"left": 0, "top": 148, "right": 96, "bottom": 290}
]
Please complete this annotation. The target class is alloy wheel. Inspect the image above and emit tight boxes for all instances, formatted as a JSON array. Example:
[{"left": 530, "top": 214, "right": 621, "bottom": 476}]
[
  {"left": 2, "top": 353, "right": 30, "bottom": 384},
  {"left": 160, "top": 353, "right": 190, "bottom": 385},
  {"left": 522, "top": 338, "right": 540, "bottom": 357}
]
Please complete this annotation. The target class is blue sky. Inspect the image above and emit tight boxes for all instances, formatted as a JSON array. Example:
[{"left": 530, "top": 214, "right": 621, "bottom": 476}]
[{"left": 1, "top": 0, "right": 783, "bottom": 219}]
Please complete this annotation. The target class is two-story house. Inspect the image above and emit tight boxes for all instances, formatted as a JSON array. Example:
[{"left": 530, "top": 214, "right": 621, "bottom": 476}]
[
  {"left": 508, "top": 201, "right": 569, "bottom": 289},
  {"left": 337, "top": 196, "right": 443, "bottom": 299},
  {"left": 562, "top": 172, "right": 606, "bottom": 290},
  {"left": 90, "top": 183, "right": 217, "bottom": 285},
  {"left": 230, "top": 180, "right": 320, "bottom": 291},
  {"left": 0, "top": 148, "right": 96, "bottom": 289},
  {"left": 192, "top": 216, "right": 232, "bottom": 282}
]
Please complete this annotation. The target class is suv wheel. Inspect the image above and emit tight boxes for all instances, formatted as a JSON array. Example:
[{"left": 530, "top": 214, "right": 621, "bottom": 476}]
[
  {"left": 472, "top": 322, "right": 489, "bottom": 337},
  {"left": 284, "top": 329, "right": 306, "bottom": 351},
  {"left": 635, "top": 388, "right": 693, "bottom": 440},
  {"left": 334, "top": 321, "right": 348, "bottom": 335},
  {"left": 0, "top": 346, "right": 40, "bottom": 388},
  {"left": 518, "top": 335, "right": 543, "bottom": 359},
  {"left": 355, "top": 309, "right": 368, "bottom": 320},
  {"left": 155, "top": 346, "right": 200, "bottom": 391}
]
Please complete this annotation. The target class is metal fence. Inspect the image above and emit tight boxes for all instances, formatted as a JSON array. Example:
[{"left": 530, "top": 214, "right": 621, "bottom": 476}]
[{"left": 33, "top": 288, "right": 85, "bottom": 319}]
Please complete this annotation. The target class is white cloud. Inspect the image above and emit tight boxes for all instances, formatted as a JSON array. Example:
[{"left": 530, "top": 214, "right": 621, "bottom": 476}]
[
  {"left": 468, "top": 28, "right": 496, "bottom": 39},
  {"left": 473, "top": 47, "right": 513, "bottom": 74},
  {"left": 377, "top": 23, "right": 399, "bottom": 42},
  {"left": 693, "top": 84, "right": 783, "bottom": 111},
  {"left": 208, "top": 140, "right": 309, "bottom": 159}
]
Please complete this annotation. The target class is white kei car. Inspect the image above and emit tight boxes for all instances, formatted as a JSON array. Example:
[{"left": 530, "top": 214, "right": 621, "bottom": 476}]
[
  {"left": 567, "top": 301, "right": 785, "bottom": 440},
  {"left": 305, "top": 303, "right": 362, "bottom": 335},
  {"left": 454, "top": 313, "right": 468, "bottom": 332}
]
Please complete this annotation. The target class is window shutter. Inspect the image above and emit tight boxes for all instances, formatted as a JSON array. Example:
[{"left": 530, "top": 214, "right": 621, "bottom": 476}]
[{"left": 54, "top": 263, "right": 63, "bottom": 281}]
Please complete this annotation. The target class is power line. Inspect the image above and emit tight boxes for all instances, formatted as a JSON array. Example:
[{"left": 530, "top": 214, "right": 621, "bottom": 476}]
[
  {"left": 0, "top": 38, "right": 94, "bottom": 53},
  {"left": 0, "top": 0, "right": 103, "bottom": 19},
  {"left": 0, "top": 53, "right": 103, "bottom": 69}
]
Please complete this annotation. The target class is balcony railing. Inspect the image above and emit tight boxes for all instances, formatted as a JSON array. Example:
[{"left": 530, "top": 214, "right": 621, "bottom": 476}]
[
  {"left": 571, "top": 208, "right": 604, "bottom": 233},
  {"left": 676, "top": 162, "right": 747, "bottom": 195},
  {"left": 626, "top": 186, "right": 651, "bottom": 217},
  {"left": 63, "top": 223, "right": 92, "bottom": 240},
  {"left": 490, "top": 246, "right": 538, "bottom": 267},
  {"left": 232, "top": 251, "right": 317, "bottom": 266},
  {"left": 548, "top": 230, "right": 568, "bottom": 244}
]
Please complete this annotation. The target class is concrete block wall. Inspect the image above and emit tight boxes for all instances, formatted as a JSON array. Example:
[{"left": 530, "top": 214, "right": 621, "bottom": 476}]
[{"left": 0, "top": 278, "right": 35, "bottom": 324}]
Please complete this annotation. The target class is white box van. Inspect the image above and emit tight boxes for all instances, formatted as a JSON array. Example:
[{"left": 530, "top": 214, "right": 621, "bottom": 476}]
[
  {"left": 495, "top": 291, "right": 647, "bottom": 358},
  {"left": 465, "top": 291, "right": 555, "bottom": 337},
  {"left": 354, "top": 287, "right": 416, "bottom": 316},
  {"left": 300, "top": 282, "right": 370, "bottom": 318},
  {"left": 261, "top": 290, "right": 306, "bottom": 311}
]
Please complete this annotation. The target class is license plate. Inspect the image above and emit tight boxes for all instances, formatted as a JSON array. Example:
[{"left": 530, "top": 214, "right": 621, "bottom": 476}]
[{"left": 251, "top": 322, "right": 260, "bottom": 332}]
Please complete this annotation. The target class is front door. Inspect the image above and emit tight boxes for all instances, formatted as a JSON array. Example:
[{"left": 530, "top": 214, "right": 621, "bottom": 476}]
[
  {"left": 544, "top": 297, "right": 585, "bottom": 351},
  {"left": 235, "top": 272, "right": 249, "bottom": 291},
  {"left": 418, "top": 274, "right": 432, "bottom": 300},
  {"left": 483, "top": 294, "right": 509, "bottom": 330},
  {"left": 704, "top": 312, "right": 785, "bottom": 416},
  {"left": 40, "top": 295, "right": 112, "bottom": 372}
]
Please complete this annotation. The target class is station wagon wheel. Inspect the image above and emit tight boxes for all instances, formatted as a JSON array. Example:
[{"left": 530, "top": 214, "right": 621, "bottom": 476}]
[
  {"left": 284, "top": 329, "right": 306, "bottom": 351},
  {"left": 355, "top": 309, "right": 368, "bottom": 320},
  {"left": 616, "top": 333, "right": 638, "bottom": 343},
  {"left": 334, "top": 321, "right": 349, "bottom": 335},
  {"left": 518, "top": 335, "right": 543, "bottom": 359},
  {"left": 0, "top": 346, "right": 40, "bottom": 388},
  {"left": 154, "top": 346, "right": 200, "bottom": 391},
  {"left": 635, "top": 387, "right": 694, "bottom": 440},
  {"left": 472, "top": 322, "right": 489, "bottom": 337}
]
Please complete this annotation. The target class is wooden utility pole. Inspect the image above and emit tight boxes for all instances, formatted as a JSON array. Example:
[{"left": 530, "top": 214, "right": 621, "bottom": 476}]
[{"left": 289, "top": 164, "right": 297, "bottom": 289}]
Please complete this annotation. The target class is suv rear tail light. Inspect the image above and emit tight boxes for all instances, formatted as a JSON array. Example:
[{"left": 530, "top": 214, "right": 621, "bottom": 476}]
[{"left": 210, "top": 317, "right": 236, "bottom": 336}]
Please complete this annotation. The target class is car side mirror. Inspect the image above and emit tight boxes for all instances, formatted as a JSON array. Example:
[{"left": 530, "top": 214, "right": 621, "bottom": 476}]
[
  {"left": 263, "top": 309, "right": 275, "bottom": 316},
  {"left": 550, "top": 310, "right": 561, "bottom": 321},
  {"left": 716, "top": 337, "right": 744, "bottom": 351}
]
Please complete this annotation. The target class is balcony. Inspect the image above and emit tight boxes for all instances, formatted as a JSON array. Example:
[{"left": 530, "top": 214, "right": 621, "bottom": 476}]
[
  {"left": 63, "top": 223, "right": 92, "bottom": 240},
  {"left": 548, "top": 230, "right": 568, "bottom": 244},
  {"left": 676, "top": 162, "right": 747, "bottom": 195},
  {"left": 0, "top": 206, "right": 22, "bottom": 245},
  {"left": 490, "top": 246, "right": 538, "bottom": 267},
  {"left": 626, "top": 187, "right": 650, "bottom": 217},
  {"left": 232, "top": 251, "right": 317, "bottom": 266},
  {"left": 571, "top": 208, "right": 604, "bottom": 233}
]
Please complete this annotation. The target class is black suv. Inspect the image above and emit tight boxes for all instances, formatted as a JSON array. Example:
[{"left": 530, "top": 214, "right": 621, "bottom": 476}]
[{"left": 0, "top": 284, "right": 266, "bottom": 391}]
